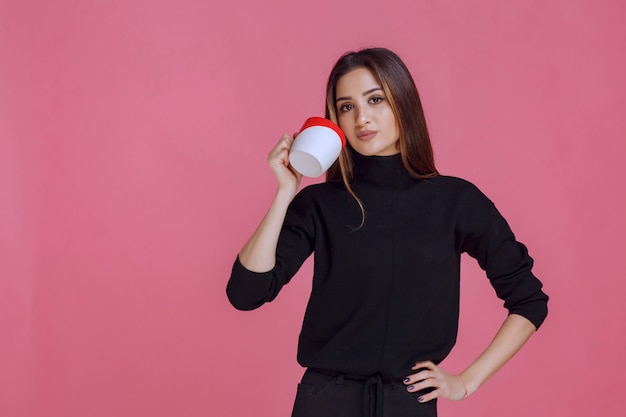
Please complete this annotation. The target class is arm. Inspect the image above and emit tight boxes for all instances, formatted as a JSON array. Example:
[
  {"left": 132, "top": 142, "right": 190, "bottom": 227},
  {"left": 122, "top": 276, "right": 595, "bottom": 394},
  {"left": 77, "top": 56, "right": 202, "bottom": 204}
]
[
  {"left": 459, "top": 313, "right": 536, "bottom": 395},
  {"left": 404, "top": 313, "right": 536, "bottom": 402},
  {"left": 238, "top": 134, "right": 302, "bottom": 272},
  {"left": 227, "top": 134, "right": 315, "bottom": 310},
  {"left": 403, "top": 184, "right": 548, "bottom": 402}
]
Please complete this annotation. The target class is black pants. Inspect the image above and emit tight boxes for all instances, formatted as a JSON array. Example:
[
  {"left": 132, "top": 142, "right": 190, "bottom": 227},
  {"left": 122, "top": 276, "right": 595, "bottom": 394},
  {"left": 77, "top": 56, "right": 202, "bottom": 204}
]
[{"left": 291, "top": 368, "right": 437, "bottom": 417}]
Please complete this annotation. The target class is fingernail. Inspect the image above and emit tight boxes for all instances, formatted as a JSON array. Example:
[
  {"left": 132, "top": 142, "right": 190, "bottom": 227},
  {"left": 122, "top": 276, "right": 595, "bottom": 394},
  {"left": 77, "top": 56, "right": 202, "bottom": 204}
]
[
  {"left": 407, "top": 386, "right": 414, "bottom": 391},
  {"left": 417, "top": 397, "right": 424, "bottom": 403},
  {"left": 403, "top": 378, "right": 410, "bottom": 383}
]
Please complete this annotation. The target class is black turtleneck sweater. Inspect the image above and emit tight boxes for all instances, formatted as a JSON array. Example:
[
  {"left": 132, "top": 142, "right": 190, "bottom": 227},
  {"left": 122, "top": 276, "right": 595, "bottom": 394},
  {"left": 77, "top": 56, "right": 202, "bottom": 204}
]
[{"left": 227, "top": 152, "right": 548, "bottom": 380}]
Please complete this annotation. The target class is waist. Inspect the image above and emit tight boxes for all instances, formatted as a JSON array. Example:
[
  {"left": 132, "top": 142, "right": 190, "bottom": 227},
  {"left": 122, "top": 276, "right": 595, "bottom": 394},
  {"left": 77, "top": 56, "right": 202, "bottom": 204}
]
[{"left": 309, "top": 368, "right": 400, "bottom": 385}]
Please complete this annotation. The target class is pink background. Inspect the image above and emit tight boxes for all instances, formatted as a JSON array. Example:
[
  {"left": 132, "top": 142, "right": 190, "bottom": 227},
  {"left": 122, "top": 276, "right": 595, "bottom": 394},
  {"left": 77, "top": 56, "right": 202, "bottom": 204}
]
[{"left": 1, "top": 1, "right": 625, "bottom": 416}]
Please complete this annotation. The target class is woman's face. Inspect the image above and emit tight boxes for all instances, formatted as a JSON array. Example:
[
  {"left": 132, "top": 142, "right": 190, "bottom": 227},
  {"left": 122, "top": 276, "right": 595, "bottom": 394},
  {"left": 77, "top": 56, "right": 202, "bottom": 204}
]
[{"left": 335, "top": 68, "right": 400, "bottom": 156}]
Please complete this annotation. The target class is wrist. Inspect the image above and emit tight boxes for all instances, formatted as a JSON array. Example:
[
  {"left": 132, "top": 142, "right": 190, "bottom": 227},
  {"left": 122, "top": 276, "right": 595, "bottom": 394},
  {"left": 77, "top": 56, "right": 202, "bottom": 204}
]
[
  {"left": 275, "top": 185, "right": 297, "bottom": 202},
  {"left": 458, "top": 374, "right": 470, "bottom": 399},
  {"left": 459, "top": 371, "right": 479, "bottom": 398}
]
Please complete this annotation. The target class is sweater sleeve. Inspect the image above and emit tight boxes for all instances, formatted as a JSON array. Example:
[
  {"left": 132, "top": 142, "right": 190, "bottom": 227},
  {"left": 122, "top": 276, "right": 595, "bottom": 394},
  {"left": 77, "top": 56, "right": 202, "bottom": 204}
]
[
  {"left": 458, "top": 184, "right": 549, "bottom": 329},
  {"left": 226, "top": 188, "right": 316, "bottom": 311}
]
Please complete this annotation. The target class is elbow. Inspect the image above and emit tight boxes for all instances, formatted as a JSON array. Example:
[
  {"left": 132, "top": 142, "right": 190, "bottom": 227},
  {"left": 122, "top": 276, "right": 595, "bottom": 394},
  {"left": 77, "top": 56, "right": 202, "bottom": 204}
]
[
  {"left": 509, "top": 295, "right": 549, "bottom": 330},
  {"left": 225, "top": 276, "right": 272, "bottom": 311},
  {"left": 226, "top": 286, "right": 265, "bottom": 311},
  {"left": 226, "top": 257, "right": 279, "bottom": 311}
]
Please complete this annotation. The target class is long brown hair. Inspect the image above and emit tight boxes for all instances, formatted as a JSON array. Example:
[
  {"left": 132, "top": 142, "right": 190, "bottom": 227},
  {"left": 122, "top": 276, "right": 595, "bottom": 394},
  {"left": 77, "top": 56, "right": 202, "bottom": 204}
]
[{"left": 325, "top": 47, "right": 438, "bottom": 226}]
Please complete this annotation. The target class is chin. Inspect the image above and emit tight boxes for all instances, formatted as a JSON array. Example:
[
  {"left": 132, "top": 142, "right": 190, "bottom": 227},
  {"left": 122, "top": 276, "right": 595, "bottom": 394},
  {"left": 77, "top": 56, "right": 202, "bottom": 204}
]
[
  {"left": 350, "top": 140, "right": 400, "bottom": 157},
  {"left": 357, "top": 147, "right": 398, "bottom": 157},
  {"left": 351, "top": 144, "right": 379, "bottom": 156}
]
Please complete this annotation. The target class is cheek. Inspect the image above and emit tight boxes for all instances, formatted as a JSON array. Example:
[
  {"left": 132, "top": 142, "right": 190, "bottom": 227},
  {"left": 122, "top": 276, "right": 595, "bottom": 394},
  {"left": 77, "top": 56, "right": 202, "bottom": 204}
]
[
  {"left": 345, "top": 136, "right": 358, "bottom": 149},
  {"left": 337, "top": 115, "right": 351, "bottom": 128},
  {"left": 386, "top": 113, "right": 400, "bottom": 135},
  {"left": 340, "top": 127, "right": 359, "bottom": 148},
  {"left": 338, "top": 118, "right": 353, "bottom": 135}
]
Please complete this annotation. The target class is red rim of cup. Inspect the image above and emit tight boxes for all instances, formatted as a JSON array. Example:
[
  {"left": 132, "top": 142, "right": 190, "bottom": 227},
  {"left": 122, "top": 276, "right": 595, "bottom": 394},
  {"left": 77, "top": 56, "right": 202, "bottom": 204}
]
[{"left": 299, "top": 117, "right": 346, "bottom": 148}]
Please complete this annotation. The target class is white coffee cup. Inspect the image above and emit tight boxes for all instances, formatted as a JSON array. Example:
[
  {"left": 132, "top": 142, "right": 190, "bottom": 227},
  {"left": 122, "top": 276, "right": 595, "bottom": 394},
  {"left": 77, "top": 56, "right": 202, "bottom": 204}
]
[{"left": 289, "top": 117, "right": 346, "bottom": 177}]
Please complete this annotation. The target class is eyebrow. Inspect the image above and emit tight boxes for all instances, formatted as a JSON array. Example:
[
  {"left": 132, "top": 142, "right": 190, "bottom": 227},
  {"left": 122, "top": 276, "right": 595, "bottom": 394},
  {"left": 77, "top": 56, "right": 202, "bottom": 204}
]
[{"left": 335, "top": 87, "right": 383, "bottom": 103}]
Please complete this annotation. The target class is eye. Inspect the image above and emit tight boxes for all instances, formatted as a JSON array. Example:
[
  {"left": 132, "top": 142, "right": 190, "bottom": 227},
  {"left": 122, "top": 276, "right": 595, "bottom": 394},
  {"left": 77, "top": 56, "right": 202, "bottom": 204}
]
[
  {"left": 369, "top": 96, "right": 385, "bottom": 104},
  {"left": 338, "top": 103, "right": 354, "bottom": 113}
]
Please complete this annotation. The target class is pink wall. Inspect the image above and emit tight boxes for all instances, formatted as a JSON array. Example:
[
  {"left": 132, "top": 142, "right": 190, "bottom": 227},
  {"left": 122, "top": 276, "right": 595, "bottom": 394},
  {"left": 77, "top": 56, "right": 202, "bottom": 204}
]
[{"left": 1, "top": 0, "right": 625, "bottom": 416}]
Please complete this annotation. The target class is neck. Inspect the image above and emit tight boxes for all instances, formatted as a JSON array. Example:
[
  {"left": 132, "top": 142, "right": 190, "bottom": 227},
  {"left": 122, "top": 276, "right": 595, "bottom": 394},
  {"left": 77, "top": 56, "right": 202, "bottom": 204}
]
[{"left": 351, "top": 149, "right": 413, "bottom": 188}]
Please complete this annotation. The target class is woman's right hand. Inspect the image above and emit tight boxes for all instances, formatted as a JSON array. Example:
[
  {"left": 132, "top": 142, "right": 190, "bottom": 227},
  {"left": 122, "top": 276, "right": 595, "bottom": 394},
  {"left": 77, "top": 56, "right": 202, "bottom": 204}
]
[{"left": 268, "top": 133, "right": 302, "bottom": 197}]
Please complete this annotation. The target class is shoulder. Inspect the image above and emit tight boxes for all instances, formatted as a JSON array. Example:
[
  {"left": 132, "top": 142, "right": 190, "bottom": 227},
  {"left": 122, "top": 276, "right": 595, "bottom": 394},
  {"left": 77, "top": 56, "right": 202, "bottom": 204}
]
[
  {"left": 424, "top": 175, "right": 491, "bottom": 203},
  {"left": 284, "top": 182, "right": 349, "bottom": 229},
  {"left": 427, "top": 176, "right": 496, "bottom": 233},
  {"left": 294, "top": 181, "right": 345, "bottom": 200},
  {"left": 289, "top": 181, "right": 345, "bottom": 210},
  {"left": 427, "top": 174, "right": 478, "bottom": 189}
]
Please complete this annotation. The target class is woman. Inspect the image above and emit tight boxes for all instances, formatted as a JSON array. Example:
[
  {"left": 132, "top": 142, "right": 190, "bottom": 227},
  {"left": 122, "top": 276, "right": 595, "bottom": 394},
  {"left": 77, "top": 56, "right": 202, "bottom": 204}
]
[{"left": 226, "top": 47, "right": 548, "bottom": 417}]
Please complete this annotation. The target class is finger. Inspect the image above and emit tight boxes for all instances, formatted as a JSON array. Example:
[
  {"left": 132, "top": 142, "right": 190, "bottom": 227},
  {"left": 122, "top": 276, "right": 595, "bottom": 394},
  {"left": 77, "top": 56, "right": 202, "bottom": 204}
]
[
  {"left": 287, "top": 163, "right": 301, "bottom": 178},
  {"left": 407, "top": 377, "right": 437, "bottom": 394},
  {"left": 403, "top": 366, "right": 435, "bottom": 385},
  {"left": 275, "top": 134, "right": 293, "bottom": 148},
  {"left": 268, "top": 147, "right": 289, "bottom": 165},
  {"left": 269, "top": 135, "right": 294, "bottom": 159},
  {"left": 277, "top": 134, "right": 294, "bottom": 151},
  {"left": 417, "top": 389, "right": 439, "bottom": 403},
  {"left": 412, "top": 360, "right": 436, "bottom": 371}
]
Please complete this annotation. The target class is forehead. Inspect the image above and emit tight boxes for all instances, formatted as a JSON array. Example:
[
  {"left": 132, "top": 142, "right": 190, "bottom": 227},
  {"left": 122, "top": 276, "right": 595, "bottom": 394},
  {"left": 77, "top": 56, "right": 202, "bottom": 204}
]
[{"left": 336, "top": 68, "right": 381, "bottom": 96}]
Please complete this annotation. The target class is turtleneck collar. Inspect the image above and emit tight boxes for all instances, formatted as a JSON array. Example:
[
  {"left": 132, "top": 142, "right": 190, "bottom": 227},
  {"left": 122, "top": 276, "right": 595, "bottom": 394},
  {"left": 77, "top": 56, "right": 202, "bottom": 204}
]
[{"left": 351, "top": 149, "right": 414, "bottom": 188}]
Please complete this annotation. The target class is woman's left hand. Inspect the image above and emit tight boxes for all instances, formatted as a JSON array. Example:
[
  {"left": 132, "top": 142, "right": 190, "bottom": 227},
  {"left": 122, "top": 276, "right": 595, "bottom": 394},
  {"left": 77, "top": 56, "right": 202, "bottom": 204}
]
[{"left": 403, "top": 361, "right": 468, "bottom": 403}]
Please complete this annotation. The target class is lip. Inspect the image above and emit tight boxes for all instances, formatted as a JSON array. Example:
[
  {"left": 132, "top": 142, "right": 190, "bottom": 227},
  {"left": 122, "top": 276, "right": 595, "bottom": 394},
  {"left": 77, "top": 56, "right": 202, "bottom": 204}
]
[{"left": 356, "top": 130, "right": 377, "bottom": 141}]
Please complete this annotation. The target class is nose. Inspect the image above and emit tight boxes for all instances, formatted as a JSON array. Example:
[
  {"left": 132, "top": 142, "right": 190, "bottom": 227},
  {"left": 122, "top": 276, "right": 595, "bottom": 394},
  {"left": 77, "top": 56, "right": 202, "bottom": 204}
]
[{"left": 355, "top": 105, "right": 371, "bottom": 126}]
